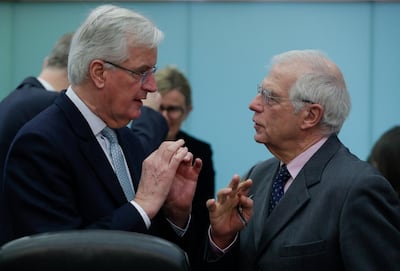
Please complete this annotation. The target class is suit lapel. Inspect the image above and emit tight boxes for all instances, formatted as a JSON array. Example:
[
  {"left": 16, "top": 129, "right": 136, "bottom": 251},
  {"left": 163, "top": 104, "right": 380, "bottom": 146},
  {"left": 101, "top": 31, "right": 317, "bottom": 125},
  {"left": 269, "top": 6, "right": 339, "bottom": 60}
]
[
  {"left": 55, "top": 93, "right": 127, "bottom": 205},
  {"left": 256, "top": 171, "right": 311, "bottom": 255},
  {"left": 80, "top": 139, "right": 127, "bottom": 204},
  {"left": 251, "top": 163, "right": 278, "bottom": 249},
  {"left": 254, "top": 135, "right": 342, "bottom": 259}
]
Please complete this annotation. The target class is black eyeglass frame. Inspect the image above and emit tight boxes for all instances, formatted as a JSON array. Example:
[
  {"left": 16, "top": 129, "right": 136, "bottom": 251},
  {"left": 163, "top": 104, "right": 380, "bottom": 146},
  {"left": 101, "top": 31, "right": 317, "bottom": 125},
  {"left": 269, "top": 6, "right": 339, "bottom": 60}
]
[{"left": 103, "top": 60, "right": 157, "bottom": 83}]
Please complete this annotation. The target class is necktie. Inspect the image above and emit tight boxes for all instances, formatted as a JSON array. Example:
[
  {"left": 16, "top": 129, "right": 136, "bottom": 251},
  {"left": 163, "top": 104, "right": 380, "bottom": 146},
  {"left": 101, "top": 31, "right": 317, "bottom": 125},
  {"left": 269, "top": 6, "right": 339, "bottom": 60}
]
[
  {"left": 268, "top": 164, "right": 291, "bottom": 215},
  {"left": 101, "top": 127, "right": 134, "bottom": 201}
]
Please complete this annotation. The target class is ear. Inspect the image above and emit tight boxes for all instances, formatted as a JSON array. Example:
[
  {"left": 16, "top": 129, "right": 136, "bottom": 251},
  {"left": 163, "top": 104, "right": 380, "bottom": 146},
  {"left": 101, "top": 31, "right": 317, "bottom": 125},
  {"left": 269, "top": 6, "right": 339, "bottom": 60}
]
[
  {"left": 42, "top": 57, "right": 49, "bottom": 69},
  {"left": 300, "top": 103, "right": 324, "bottom": 130},
  {"left": 90, "top": 59, "right": 106, "bottom": 88}
]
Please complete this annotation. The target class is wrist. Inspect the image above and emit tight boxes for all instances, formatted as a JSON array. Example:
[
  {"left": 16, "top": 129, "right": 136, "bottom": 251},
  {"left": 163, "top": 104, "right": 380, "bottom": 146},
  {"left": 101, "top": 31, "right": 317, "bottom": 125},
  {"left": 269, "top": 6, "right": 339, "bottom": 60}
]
[
  {"left": 163, "top": 206, "right": 191, "bottom": 228},
  {"left": 210, "top": 227, "right": 237, "bottom": 249}
]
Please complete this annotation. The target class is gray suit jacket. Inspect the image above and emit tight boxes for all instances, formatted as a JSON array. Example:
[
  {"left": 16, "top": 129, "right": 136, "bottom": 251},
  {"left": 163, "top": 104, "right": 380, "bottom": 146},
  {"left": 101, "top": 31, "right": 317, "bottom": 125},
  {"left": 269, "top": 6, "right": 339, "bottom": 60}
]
[{"left": 206, "top": 135, "right": 400, "bottom": 271}]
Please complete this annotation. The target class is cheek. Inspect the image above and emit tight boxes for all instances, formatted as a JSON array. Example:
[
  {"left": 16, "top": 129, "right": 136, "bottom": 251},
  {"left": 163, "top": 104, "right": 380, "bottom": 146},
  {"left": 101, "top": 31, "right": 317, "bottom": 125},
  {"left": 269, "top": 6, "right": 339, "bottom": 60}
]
[
  {"left": 169, "top": 119, "right": 179, "bottom": 128},
  {"left": 170, "top": 118, "right": 184, "bottom": 130}
]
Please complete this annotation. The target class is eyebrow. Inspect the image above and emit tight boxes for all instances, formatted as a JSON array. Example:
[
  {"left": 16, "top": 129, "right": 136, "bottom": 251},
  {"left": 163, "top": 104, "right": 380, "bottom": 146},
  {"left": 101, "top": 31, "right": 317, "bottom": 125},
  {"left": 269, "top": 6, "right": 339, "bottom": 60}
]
[
  {"left": 264, "top": 88, "right": 284, "bottom": 98},
  {"left": 135, "top": 64, "right": 155, "bottom": 71}
]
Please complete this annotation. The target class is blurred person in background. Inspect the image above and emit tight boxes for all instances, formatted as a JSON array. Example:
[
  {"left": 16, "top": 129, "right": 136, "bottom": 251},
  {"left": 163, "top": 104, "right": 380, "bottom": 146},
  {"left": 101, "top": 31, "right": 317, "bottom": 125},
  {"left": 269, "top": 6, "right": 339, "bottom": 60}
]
[
  {"left": 134, "top": 65, "right": 215, "bottom": 270},
  {"left": 368, "top": 125, "right": 400, "bottom": 197},
  {"left": 0, "top": 32, "right": 73, "bottom": 182}
]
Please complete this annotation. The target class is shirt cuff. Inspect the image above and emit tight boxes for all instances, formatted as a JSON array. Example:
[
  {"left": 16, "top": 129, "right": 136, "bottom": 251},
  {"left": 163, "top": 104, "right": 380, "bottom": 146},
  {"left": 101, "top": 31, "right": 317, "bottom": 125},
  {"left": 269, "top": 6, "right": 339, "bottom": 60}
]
[
  {"left": 166, "top": 214, "right": 191, "bottom": 237},
  {"left": 208, "top": 226, "right": 238, "bottom": 254},
  {"left": 130, "top": 200, "right": 151, "bottom": 229}
]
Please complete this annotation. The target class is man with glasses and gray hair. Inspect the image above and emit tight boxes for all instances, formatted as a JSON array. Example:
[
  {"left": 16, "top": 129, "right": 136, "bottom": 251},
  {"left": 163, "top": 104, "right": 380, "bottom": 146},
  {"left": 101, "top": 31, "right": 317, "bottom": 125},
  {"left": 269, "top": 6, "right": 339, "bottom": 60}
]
[
  {"left": 203, "top": 49, "right": 400, "bottom": 271},
  {"left": 1, "top": 5, "right": 203, "bottom": 263}
]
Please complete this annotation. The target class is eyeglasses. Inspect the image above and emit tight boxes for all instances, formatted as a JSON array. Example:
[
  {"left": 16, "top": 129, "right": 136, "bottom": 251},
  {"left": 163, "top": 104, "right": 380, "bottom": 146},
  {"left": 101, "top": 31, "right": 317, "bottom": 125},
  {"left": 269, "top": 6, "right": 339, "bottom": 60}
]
[
  {"left": 159, "top": 105, "right": 184, "bottom": 119},
  {"left": 257, "top": 85, "right": 314, "bottom": 105},
  {"left": 257, "top": 85, "right": 290, "bottom": 105},
  {"left": 103, "top": 60, "right": 157, "bottom": 84}
]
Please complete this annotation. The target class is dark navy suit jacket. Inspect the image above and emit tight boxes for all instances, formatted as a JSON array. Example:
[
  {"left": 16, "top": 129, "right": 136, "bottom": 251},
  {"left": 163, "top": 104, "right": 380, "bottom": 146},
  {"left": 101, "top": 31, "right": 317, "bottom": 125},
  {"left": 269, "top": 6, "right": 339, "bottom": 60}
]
[
  {"left": 1, "top": 93, "right": 199, "bottom": 252},
  {"left": 0, "top": 78, "right": 167, "bottom": 245},
  {"left": 1, "top": 92, "right": 204, "bottom": 261},
  {"left": 0, "top": 77, "right": 58, "bottom": 182}
]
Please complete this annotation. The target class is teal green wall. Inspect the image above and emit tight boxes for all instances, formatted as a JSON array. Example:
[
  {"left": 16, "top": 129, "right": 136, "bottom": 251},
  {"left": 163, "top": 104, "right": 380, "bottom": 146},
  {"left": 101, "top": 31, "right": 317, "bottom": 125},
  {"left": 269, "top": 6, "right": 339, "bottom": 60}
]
[{"left": 1, "top": 2, "right": 399, "bottom": 192}]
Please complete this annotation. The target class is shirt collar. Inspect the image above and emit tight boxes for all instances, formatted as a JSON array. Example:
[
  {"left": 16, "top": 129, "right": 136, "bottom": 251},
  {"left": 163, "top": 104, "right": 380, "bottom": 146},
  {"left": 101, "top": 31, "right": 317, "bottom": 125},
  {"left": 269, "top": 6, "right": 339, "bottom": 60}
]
[
  {"left": 286, "top": 137, "right": 328, "bottom": 179},
  {"left": 37, "top": 77, "right": 56, "bottom": 91},
  {"left": 65, "top": 86, "right": 106, "bottom": 136}
]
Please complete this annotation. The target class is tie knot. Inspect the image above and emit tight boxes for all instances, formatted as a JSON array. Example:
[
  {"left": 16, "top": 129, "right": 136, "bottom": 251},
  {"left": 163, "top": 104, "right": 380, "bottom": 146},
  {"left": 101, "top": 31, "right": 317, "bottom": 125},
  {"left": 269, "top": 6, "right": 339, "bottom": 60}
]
[
  {"left": 101, "top": 127, "right": 118, "bottom": 144},
  {"left": 278, "top": 164, "right": 291, "bottom": 183}
]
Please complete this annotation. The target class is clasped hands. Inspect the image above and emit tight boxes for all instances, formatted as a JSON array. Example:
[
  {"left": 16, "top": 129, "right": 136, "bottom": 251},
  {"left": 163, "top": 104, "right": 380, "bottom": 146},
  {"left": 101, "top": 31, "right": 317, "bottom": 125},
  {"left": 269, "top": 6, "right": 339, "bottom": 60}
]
[{"left": 134, "top": 139, "right": 202, "bottom": 228}]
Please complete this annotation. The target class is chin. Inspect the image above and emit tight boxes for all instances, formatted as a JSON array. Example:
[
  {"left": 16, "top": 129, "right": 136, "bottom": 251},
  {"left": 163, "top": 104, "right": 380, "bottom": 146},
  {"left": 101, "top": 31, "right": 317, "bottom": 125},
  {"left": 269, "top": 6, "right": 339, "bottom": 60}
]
[
  {"left": 128, "top": 107, "right": 142, "bottom": 119},
  {"left": 254, "top": 134, "right": 264, "bottom": 144}
]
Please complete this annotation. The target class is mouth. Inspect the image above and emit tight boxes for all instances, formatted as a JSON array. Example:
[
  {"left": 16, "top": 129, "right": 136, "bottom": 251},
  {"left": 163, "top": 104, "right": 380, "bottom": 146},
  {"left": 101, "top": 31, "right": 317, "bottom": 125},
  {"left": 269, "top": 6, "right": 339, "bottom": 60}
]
[
  {"left": 134, "top": 98, "right": 144, "bottom": 104},
  {"left": 253, "top": 119, "right": 263, "bottom": 130}
]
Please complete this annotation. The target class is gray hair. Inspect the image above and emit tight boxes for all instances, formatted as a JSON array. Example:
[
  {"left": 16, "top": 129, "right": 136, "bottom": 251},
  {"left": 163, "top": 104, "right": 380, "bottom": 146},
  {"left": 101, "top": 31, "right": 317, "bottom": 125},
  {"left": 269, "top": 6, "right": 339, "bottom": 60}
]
[
  {"left": 68, "top": 4, "right": 164, "bottom": 85},
  {"left": 46, "top": 32, "right": 73, "bottom": 69},
  {"left": 271, "top": 49, "right": 351, "bottom": 135}
]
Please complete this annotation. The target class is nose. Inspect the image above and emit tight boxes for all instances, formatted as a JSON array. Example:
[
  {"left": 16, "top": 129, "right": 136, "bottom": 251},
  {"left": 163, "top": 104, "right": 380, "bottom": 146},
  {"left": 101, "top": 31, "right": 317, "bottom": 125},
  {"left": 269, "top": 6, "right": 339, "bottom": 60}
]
[
  {"left": 141, "top": 73, "right": 157, "bottom": 93},
  {"left": 160, "top": 108, "right": 169, "bottom": 119},
  {"left": 249, "top": 95, "right": 262, "bottom": 112}
]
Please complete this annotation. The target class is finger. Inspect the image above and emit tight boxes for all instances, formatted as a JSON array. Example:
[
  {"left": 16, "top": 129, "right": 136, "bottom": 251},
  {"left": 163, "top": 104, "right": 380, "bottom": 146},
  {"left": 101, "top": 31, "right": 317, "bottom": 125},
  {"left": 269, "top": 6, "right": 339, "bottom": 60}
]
[
  {"left": 192, "top": 158, "right": 203, "bottom": 174},
  {"left": 228, "top": 174, "right": 241, "bottom": 191},
  {"left": 239, "top": 193, "right": 254, "bottom": 208},
  {"left": 182, "top": 151, "right": 193, "bottom": 163},
  {"left": 158, "top": 139, "right": 185, "bottom": 159},
  {"left": 166, "top": 139, "right": 185, "bottom": 151},
  {"left": 206, "top": 198, "right": 216, "bottom": 211},
  {"left": 238, "top": 179, "right": 253, "bottom": 195},
  {"left": 169, "top": 146, "right": 189, "bottom": 167},
  {"left": 216, "top": 187, "right": 233, "bottom": 204}
]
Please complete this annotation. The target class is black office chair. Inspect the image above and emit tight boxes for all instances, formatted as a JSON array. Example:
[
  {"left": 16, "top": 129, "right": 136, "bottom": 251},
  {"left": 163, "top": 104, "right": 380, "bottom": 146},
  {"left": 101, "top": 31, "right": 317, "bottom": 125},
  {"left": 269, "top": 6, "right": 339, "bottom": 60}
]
[{"left": 0, "top": 230, "right": 191, "bottom": 271}]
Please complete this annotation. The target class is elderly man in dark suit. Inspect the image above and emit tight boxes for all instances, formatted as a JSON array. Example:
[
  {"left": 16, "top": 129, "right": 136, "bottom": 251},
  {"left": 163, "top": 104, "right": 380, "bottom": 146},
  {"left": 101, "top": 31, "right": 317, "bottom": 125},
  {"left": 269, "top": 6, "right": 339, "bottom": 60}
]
[
  {"left": 204, "top": 49, "right": 400, "bottom": 271},
  {"left": 1, "top": 5, "right": 202, "bottom": 264},
  {"left": 0, "top": 31, "right": 168, "bottom": 245}
]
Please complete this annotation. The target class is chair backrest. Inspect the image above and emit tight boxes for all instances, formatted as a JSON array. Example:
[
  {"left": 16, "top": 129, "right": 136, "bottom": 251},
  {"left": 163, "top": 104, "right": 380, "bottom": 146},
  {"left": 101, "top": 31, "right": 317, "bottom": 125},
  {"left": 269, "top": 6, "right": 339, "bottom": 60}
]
[{"left": 0, "top": 230, "right": 191, "bottom": 271}]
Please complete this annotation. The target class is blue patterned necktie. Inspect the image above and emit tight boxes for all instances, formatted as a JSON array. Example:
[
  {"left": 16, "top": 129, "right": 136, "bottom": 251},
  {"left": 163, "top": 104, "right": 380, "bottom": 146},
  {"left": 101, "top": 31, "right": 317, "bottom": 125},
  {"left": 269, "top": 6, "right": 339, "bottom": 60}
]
[
  {"left": 268, "top": 164, "right": 291, "bottom": 215},
  {"left": 101, "top": 127, "right": 134, "bottom": 201}
]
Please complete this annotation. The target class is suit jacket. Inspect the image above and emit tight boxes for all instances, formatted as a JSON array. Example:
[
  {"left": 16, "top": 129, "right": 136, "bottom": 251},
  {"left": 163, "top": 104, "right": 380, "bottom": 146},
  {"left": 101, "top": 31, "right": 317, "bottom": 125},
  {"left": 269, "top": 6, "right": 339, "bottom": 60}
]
[
  {"left": 0, "top": 77, "right": 58, "bottom": 183},
  {"left": 0, "top": 77, "right": 59, "bottom": 245},
  {"left": 0, "top": 77, "right": 166, "bottom": 183},
  {"left": 0, "top": 78, "right": 167, "bottom": 245},
  {"left": 1, "top": 93, "right": 198, "bottom": 257},
  {"left": 130, "top": 106, "right": 168, "bottom": 157},
  {"left": 205, "top": 135, "right": 400, "bottom": 271}
]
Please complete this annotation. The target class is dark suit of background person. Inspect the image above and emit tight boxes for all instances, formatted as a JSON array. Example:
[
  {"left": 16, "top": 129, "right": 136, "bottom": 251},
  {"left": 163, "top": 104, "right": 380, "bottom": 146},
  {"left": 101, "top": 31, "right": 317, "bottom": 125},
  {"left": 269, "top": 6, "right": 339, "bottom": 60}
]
[
  {"left": 367, "top": 125, "right": 400, "bottom": 197},
  {"left": 0, "top": 32, "right": 73, "bottom": 186},
  {"left": 130, "top": 91, "right": 168, "bottom": 156},
  {"left": 1, "top": 5, "right": 202, "bottom": 264},
  {"left": 145, "top": 66, "right": 215, "bottom": 271},
  {"left": 0, "top": 33, "right": 72, "bottom": 246},
  {"left": 204, "top": 50, "right": 400, "bottom": 271}
]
